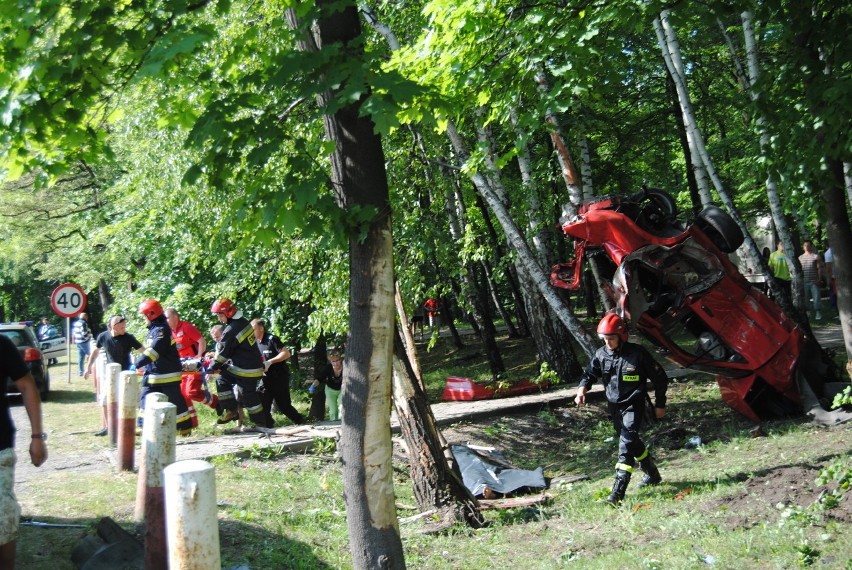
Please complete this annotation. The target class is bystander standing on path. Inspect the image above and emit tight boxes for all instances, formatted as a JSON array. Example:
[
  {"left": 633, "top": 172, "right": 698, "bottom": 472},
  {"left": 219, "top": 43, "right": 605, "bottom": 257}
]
[{"left": 71, "top": 313, "right": 92, "bottom": 376}]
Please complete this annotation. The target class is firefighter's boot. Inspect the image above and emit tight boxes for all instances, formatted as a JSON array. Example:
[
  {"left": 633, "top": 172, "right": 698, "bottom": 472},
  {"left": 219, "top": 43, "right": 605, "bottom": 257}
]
[
  {"left": 638, "top": 456, "right": 662, "bottom": 488},
  {"left": 606, "top": 469, "right": 632, "bottom": 506}
]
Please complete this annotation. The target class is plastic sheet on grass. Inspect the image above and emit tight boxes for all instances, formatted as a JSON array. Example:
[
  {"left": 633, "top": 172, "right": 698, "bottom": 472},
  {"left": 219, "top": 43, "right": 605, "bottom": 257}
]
[{"left": 451, "top": 443, "right": 546, "bottom": 497}]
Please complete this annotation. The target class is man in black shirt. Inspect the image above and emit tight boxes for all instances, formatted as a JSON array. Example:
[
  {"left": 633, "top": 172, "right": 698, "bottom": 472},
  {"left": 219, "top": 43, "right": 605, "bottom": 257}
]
[{"left": 84, "top": 316, "right": 143, "bottom": 436}]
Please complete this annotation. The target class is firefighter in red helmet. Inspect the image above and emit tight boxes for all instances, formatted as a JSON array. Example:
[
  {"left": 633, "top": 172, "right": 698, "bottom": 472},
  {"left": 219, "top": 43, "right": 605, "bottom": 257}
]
[
  {"left": 134, "top": 299, "right": 193, "bottom": 435},
  {"left": 208, "top": 298, "right": 266, "bottom": 426},
  {"left": 574, "top": 313, "right": 669, "bottom": 505}
]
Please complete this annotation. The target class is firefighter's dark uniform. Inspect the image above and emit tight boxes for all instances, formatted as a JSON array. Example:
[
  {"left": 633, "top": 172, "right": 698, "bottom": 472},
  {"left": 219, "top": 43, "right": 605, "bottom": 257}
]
[
  {"left": 579, "top": 341, "right": 668, "bottom": 500},
  {"left": 211, "top": 313, "right": 265, "bottom": 424},
  {"left": 135, "top": 314, "right": 193, "bottom": 435}
]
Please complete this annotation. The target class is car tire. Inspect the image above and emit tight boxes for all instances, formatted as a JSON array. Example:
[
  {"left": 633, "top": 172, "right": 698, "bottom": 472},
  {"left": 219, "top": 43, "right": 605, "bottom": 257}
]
[
  {"left": 645, "top": 188, "right": 678, "bottom": 218},
  {"left": 696, "top": 205, "right": 743, "bottom": 253},
  {"left": 40, "top": 369, "right": 50, "bottom": 401}
]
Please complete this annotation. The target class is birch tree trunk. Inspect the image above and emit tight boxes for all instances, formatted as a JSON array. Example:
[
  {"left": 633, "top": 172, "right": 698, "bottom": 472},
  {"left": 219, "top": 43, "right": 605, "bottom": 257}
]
[
  {"left": 289, "top": 3, "right": 404, "bottom": 567},
  {"left": 578, "top": 131, "right": 594, "bottom": 199},
  {"left": 653, "top": 12, "right": 712, "bottom": 207},
  {"left": 534, "top": 70, "right": 584, "bottom": 212},
  {"left": 739, "top": 10, "right": 806, "bottom": 313},
  {"left": 512, "top": 112, "right": 584, "bottom": 381},
  {"left": 444, "top": 173, "right": 506, "bottom": 377},
  {"left": 447, "top": 122, "right": 598, "bottom": 357},
  {"left": 844, "top": 163, "right": 852, "bottom": 210},
  {"left": 656, "top": 10, "right": 774, "bottom": 297}
]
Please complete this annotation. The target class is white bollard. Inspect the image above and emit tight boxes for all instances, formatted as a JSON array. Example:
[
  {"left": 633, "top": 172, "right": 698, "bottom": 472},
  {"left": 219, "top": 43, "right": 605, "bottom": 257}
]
[
  {"left": 138, "top": 398, "right": 176, "bottom": 570},
  {"left": 117, "top": 371, "right": 140, "bottom": 471},
  {"left": 164, "top": 460, "right": 221, "bottom": 570},
  {"left": 106, "top": 363, "right": 121, "bottom": 446},
  {"left": 135, "top": 392, "right": 169, "bottom": 521}
]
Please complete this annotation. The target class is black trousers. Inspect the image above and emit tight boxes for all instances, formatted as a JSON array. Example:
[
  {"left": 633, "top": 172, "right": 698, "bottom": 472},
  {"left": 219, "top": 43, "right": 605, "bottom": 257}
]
[
  {"left": 216, "top": 374, "right": 265, "bottom": 425},
  {"left": 140, "top": 379, "right": 193, "bottom": 434},
  {"left": 609, "top": 398, "right": 648, "bottom": 469},
  {"left": 259, "top": 377, "right": 305, "bottom": 427}
]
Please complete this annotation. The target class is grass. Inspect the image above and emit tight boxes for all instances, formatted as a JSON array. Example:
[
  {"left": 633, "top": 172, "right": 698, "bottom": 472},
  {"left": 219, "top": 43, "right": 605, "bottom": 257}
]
[{"left": 13, "top": 327, "right": 852, "bottom": 570}]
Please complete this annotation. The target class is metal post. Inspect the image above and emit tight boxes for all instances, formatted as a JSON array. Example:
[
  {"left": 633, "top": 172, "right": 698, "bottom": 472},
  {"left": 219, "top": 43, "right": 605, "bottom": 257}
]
[
  {"left": 164, "top": 460, "right": 221, "bottom": 570},
  {"left": 117, "top": 371, "right": 140, "bottom": 471},
  {"left": 66, "top": 316, "right": 72, "bottom": 383},
  {"left": 95, "top": 354, "right": 107, "bottom": 433},
  {"left": 106, "top": 363, "right": 120, "bottom": 446},
  {"left": 134, "top": 397, "right": 175, "bottom": 570}
]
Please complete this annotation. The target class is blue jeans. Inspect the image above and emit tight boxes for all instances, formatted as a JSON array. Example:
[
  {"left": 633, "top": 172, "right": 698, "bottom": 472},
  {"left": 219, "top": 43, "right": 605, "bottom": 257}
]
[
  {"left": 803, "top": 281, "right": 821, "bottom": 316},
  {"left": 77, "top": 342, "right": 91, "bottom": 375}
]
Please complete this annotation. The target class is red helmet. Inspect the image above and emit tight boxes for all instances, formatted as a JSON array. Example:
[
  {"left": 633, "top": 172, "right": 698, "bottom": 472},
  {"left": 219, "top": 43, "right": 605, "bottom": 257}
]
[
  {"left": 597, "top": 313, "right": 628, "bottom": 342},
  {"left": 211, "top": 298, "right": 237, "bottom": 318},
  {"left": 138, "top": 299, "right": 164, "bottom": 320}
]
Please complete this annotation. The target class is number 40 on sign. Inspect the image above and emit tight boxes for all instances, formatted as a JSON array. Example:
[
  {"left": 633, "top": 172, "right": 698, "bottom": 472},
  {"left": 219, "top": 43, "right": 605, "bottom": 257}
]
[{"left": 50, "top": 283, "right": 87, "bottom": 318}]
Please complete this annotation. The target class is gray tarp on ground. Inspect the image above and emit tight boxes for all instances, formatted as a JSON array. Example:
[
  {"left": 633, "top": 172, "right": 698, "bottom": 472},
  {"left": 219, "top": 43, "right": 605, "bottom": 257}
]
[{"left": 451, "top": 444, "right": 546, "bottom": 497}]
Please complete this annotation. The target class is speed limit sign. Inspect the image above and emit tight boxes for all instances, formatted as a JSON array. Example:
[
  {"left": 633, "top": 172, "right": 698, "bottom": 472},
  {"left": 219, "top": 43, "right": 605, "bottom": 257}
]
[{"left": 50, "top": 283, "right": 88, "bottom": 318}]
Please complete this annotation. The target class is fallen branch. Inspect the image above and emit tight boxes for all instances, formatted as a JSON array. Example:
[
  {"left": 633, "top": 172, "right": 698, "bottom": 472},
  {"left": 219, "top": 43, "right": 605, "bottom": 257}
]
[{"left": 477, "top": 494, "right": 550, "bottom": 510}]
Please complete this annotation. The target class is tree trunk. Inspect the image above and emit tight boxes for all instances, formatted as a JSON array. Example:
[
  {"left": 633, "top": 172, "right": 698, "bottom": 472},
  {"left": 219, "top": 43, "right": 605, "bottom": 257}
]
[
  {"left": 739, "top": 10, "right": 807, "bottom": 317},
  {"left": 512, "top": 111, "right": 584, "bottom": 381},
  {"left": 391, "top": 329, "right": 483, "bottom": 528},
  {"left": 291, "top": 3, "right": 405, "bottom": 567},
  {"left": 653, "top": 12, "right": 712, "bottom": 207},
  {"left": 446, "top": 122, "right": 598, "bottom": 358},
  {"left": 443, "top": 167, "right": 505, "bottom": 375},
  {"left": 824, "top": 159, "right": 852, "bottom": 369},
  {"left": 97, "top": 278, "right": 113, "bottom": 313}
]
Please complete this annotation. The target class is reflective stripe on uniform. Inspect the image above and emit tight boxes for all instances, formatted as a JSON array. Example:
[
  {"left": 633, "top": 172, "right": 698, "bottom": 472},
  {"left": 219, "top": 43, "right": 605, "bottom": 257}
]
[
  {"left": 218, "top": 389, "right": 234, "bottom": 401},
  {"left": 226, "top": 365, "right": 264, "bottom": 379},
  {"left": 635, "top": 448, "right": 649, "bottom": 462},
  {"left": 147, "top": 372, "right": 182, "bottom": 384},
  {"left": 143, "top": 347, "right": 160, "bottom": 361},
  {"left": 245, "top": 403, "right": 263, "bottom": 415},
  {"left": 616, "top": 463, "right": 634, "bottom": 473},
  {"left": 236, "top": 324, "right": 254, "bottom": 344}
]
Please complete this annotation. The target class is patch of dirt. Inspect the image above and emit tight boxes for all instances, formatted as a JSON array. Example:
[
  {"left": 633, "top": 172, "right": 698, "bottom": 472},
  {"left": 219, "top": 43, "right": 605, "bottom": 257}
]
[{"left": 709, "top": 462, "right": 852, "bottom": 529}]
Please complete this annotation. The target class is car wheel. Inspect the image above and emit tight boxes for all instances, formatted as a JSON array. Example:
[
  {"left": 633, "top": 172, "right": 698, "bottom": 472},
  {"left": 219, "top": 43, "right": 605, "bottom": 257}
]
[
  {"left": 645, "top": 188, "right": 678, "bottom": 218},
  {"left": 40, "top": 369, "right": 50, "bottom": 401},
  {"left": 635, "top": 188, "right": 681, "bottom": 236},
  {"left": 696, "top": 204, "right": 744, "bottom": 253}
]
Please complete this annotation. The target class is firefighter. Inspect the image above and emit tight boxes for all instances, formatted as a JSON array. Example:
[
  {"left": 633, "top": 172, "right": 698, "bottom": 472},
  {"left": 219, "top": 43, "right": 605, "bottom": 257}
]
[
  {"left": 574, "top": 313, "right": 668, "bottom": 505},
  {"left": 165, "top": 307, "right": 217, "bottom": 427},
  {"left": 135, "top": 299, "right": 193, "bottom": 435},
  {"left": 209, "top": 298, "right": 266, "bottom": 426}
]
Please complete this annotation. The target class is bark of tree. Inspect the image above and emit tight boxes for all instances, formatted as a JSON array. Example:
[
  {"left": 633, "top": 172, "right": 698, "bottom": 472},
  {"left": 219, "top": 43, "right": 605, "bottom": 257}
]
[
  {"left": 443, "top": 167, "right": 505, "bottom": 376},
  {"left": 288, "top": 3, "right": 404, "bottom": 567},
  {"left": 512, "top": 111, "right": 584, "bottom": 381},
  {"left": 535, "top": 70, "right": 583, "bottom": 209},
  {"left": 472, "top": 193, "right": 529, "bottom": 337},
  {"left": 653, "top": 12, "right": 712, "bottom": 207},
  {"left": 738, "top": 10, "right": 807, "bottom": 315},
  {"left": 656, "top": 9, "right": 780, "bottom": 317},
  {"left": 666, "top": 70, "right": 702, "bottom": 215},
  {"left": 391, "top": 328, "right": 484, "bottom": 529},
  {"left": 446, "top": 122, "right": 598, "bottom": 358}
]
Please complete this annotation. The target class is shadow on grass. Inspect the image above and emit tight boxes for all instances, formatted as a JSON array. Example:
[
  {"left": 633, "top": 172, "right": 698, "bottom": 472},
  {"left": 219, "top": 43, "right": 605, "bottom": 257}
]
[
  {"left": 16, "top": 514, "right": 333, "bottom": 569},
  {"left": 6, "top": 388, "right": 95, "bottom": 407}
]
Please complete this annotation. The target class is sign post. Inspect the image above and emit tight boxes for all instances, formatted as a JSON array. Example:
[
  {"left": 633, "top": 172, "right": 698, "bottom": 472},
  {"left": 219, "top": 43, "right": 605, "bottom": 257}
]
[{"left": 51, "top": 283, "right": 87, "bottom": 383}]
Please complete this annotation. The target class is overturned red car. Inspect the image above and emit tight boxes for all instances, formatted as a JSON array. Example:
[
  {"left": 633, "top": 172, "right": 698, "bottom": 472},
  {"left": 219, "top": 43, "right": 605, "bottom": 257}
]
[{"left": 551, "top": 189, "right": 849, "bottom": 424}]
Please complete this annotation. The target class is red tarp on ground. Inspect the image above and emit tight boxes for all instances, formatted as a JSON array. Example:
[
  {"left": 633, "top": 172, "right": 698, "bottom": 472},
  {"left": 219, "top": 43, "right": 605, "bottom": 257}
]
[{"left": 441, "top": 376, "right": 548, "bottom": 401}]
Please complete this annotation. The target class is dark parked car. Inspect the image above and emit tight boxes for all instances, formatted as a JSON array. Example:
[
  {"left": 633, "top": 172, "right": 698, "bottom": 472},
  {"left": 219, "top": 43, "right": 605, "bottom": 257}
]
[
  {"left": 1, "top": 322, "right": 51, "bottom": 400},
  {"left": 551, "top": 188, "right": 850, "bottom": 424}
]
